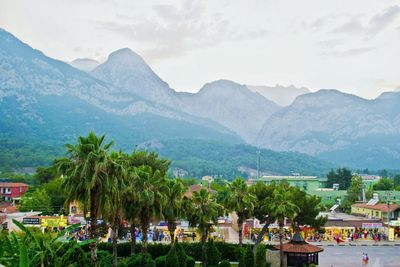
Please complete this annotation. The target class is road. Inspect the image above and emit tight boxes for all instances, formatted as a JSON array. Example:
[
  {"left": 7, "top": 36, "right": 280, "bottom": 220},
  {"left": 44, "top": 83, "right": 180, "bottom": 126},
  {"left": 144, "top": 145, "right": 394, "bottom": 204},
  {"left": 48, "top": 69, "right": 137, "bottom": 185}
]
[{"left": 319, "top": 246, "right": 400, "bottom": 267}]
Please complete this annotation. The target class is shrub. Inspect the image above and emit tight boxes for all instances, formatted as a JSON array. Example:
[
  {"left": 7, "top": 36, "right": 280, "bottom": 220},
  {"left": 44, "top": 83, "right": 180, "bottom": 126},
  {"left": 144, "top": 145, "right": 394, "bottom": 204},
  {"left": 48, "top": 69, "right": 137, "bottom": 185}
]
[
  {"left": 218, "top": 260, "right": 231, "bottom": 267},
  {"left": 244, "top": 246, "right": 254, "bottom": 267},
  {"left": 126, "top": 253, "right": 155, "bottom": 267},
  {"left": 186, "top": 256, "right": 195, "bottom": 267},
  {"left": 85, "top": 242, "right": 272, "bottom": 262},
  {"left": 97, "top": 250, "right": 113, "bottom": 267},
  {"left": 166, "top": 245, "right": 180, "bottom": 267},
  {"left": 235, "top": 247, "right": 245, "bottom": 267},
  {"left": 155, "top": 255, "right": 166, "bottom": 267},
  {"left": 176, "top": 242, "right": 187, "bottom": 267},
  {"left": 206, "top": 239, "right": 221, "bottom": 266},
  {"left": 255, "top": 244, "right": 267, "bottom": 267}
]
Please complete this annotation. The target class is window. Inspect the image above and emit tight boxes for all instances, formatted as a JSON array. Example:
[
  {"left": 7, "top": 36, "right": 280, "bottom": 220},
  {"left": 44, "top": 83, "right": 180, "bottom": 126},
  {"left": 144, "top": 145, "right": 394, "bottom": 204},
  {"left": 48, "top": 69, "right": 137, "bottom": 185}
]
[
  {"left": 4, "top": 188, "right": 11, "bottom": 194},
  {"left": 19, "top": 187, "right": 22, "bottom": 192}
]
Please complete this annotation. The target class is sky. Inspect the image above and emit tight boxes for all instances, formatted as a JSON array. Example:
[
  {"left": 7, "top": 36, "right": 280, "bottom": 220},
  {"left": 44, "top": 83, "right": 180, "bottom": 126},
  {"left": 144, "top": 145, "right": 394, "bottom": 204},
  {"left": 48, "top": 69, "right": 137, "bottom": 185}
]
[{"left": 0, "top": 0, "right": 399, "bottom": 99}]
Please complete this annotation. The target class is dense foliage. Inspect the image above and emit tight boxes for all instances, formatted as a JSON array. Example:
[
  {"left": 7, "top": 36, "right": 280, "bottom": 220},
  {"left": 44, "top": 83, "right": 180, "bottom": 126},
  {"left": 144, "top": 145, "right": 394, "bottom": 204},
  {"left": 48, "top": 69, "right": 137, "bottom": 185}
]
[
  {"left": 326, "top": 168, "right": 352, "bottom": 189},
  {"left": 0, "top": 137, "right": 333, "bottom": 178},
  {"left": 19, "top": 188, "right": 53, "bottom": 214}
]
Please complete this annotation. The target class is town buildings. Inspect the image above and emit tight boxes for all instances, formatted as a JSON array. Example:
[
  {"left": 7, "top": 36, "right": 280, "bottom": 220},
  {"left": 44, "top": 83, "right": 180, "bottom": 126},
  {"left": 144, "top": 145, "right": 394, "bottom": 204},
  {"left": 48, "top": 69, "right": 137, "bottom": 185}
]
[{"left": 0, "top": 182, "right": 28, "bottom": 202}]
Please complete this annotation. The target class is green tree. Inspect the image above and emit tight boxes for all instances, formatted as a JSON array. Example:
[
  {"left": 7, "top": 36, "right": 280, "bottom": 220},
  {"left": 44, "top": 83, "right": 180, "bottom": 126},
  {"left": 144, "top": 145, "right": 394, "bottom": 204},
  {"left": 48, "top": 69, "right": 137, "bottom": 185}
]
[
  {"left": 248, "top": 182, "right": 275, "bottom": 251},
  {"left": 373, "top": 177, "right": 394, "bottom": 191},
  {"left": 186, "top": 189, "right": 221, "bottom": 267},
  {"left": 103, "top": 151, "right": 129, "bottom": 267},
  {"left": 347, "top": 175, "right": 363, "bottom": 203},
  {"left": 42, "top": 178, "right": 66, "bottom": 214},
  {"left": 290, "top": 187, "right": 327, "bottom": 229},
  {"left": 326, "top": 168, "right": 352, "bottom": 189},
  {"left": 134, "top": 164, "right": 167, "bottom": 254},
  {"left": 19, "top": 188, "right": 52, "bottom": 214},
  {"left": 394, "top": 175, "right": 400, "bottom": 187},
  {"left": 266, "top": 183, "right": 299, "bottom": 267},
  {"left": 163, "top": 178, "right": 186, "bottom": 243},
  {"left": 34, "top": 166, "right": 57, "bottom": 185},
  {"left": 123, "top": 194, "right": 140, "bottom": 256},
  {"left": 127, "top": 150, "right": 170, "bottom": 254},
  {"left": 224, "top": 177, "right": 256, "bottom": 245},
  {"left": 55, "top": 132, "right": 113, "bottom": 265}
]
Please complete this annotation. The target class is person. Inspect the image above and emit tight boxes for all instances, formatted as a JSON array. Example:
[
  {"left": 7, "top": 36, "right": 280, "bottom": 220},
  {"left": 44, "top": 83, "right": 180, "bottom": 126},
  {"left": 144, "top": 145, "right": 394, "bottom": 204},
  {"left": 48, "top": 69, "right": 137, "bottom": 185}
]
[
  {"left": 191, "top": 232, "right": 196, "bottom": 241},
  {"left": 362, "top": 253, "right": 369, "bottom": 265}
]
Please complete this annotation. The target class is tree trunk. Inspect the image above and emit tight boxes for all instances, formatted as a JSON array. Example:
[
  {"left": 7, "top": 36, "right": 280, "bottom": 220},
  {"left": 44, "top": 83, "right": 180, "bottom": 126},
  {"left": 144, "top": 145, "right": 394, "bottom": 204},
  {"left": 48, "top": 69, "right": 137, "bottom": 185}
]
[
  {"left": 238, "top": 215, "right": 243, "bottom": 246},
  {"left": 141, "top": 207, "right": 150, "bottom": 254},
  {"left": 112, "top": 212, "right": 120, "bottom": 267},
  {"left": 168, "top": 219, "right": 176, "bottom": 244},
  {"left": 201, "top": 229, "right": 208, "bottom": 267},
  {"left": 279, "top": 223, "right": 284, "bottom": 267},
  {"left": 253, "top": 220, "right": 269, "bottom": 253},
  {"left": 130, "top": 222, "right": 136, "bottom": 256},
  {"left": 89, "top": 188, "right": 99, "bottom": 266}
]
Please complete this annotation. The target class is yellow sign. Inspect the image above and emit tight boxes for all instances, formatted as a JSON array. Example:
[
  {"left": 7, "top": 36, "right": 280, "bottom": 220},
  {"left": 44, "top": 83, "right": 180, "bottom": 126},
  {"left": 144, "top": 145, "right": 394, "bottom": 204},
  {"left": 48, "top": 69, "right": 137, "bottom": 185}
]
[
  {"left": 41, "top": 217, "right": 67, "bottom": 228},
  {"left": 389, "top": 228, "right": 395, "bottom": 241}
]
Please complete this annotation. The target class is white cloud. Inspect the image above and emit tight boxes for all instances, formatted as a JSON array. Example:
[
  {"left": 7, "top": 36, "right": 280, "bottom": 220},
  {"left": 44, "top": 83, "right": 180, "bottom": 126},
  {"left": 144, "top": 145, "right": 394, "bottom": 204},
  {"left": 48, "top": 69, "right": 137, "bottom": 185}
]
[{"left": 0, "top": 0, "right": 399, "bottom": 99}]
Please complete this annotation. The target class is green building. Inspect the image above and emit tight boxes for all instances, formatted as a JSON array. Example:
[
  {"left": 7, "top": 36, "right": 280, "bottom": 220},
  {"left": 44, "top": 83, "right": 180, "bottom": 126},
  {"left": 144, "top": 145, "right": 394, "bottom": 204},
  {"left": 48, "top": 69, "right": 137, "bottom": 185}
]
[{"left": 249, "top": 175, "right": 324, "bottom": 192}]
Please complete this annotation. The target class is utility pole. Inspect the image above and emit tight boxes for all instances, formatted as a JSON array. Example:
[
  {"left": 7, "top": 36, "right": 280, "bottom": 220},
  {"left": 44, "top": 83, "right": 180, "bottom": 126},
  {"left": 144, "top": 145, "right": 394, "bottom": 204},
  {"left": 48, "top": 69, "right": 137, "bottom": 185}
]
[
  {"left": 387, "top": 191, "right": 392, "bottom": 240},
  {"left": 257, "top": 150, "right": 260, "bottom": 179}
]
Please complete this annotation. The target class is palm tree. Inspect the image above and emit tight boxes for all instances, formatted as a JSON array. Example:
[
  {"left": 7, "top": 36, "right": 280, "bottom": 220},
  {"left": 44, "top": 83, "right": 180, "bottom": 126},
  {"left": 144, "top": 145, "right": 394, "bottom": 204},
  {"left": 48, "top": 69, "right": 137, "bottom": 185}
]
[
  {"left": 162, "top": 178, "right": 186, "bottom": 244},
  {"left": 267, "top": 183, "right": 299, "bottom": 267},
  {"left": 187, "top": 188, "right": 221, "bottom": 267},
  {"left": 55, "top": 132, "right": 113, "bottom": 265},
  {"left": 103, "top": 151, "right": 128, "bottom": 267},
  {"left": 133, "top": 165, "right": 167, "bottom": 253},
  {"left": 123, "top": 198, "right": 140, "bottom": 256},
  {"left": 224, "top": 177, "right": 256, "bottom": 245}
]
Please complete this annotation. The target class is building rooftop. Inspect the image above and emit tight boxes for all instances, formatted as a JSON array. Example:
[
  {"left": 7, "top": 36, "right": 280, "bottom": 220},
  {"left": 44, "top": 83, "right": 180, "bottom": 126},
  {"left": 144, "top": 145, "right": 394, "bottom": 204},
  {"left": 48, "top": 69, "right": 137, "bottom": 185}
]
[
  {"left": 253, "top": 175, "right": 319, "bottom": 181},
  {"left": 184, "top": 184, "right": 216, "bottom": 198},
  {"left": 273, "top": 232, "right": 324, "bottom": 253},
  {"left": 319, "top": 212, "right": 381, "bottom": 221},
  {"left": 0, "top": 182, "right": 29, "bottom": 187},
  {"left": 352, "top": 203, "right": 400, "bottom": 213}
]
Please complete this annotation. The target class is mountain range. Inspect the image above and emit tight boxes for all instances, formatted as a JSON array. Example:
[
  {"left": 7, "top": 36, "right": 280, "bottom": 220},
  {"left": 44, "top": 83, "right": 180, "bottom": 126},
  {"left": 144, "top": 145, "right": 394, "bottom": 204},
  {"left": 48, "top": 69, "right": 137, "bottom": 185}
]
[{"left": 0, "top": 28, "right": 399, "bottom": 175}]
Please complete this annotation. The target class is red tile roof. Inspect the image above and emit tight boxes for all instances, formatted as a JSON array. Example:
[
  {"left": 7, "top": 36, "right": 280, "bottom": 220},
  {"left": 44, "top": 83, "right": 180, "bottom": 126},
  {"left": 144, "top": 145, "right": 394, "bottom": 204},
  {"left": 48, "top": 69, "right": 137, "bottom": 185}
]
[
  {"left": 0, "top": 182, "right": 29, "bottom": 188},
  {"left": 273, "top": 232, "right": 324, "bottom": 253},
  {"left": 274, "top": 242, "right": 324, "bottom": 253},
  {"left": 352, "top": 203, "right": 400, "bottom": 213},
  {"left": 0, "top": 202, "right": 18, "bottom": 213},
  {"left": 184, "top": 185, "right": 216, "bottom": 198}
]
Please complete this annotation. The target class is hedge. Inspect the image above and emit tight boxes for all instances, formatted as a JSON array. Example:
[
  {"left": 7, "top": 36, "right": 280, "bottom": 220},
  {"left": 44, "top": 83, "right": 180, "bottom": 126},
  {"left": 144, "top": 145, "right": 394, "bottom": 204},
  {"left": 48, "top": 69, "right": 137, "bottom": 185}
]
[{"left": 83, "top": 242, "right": 272, "bottom": 261}]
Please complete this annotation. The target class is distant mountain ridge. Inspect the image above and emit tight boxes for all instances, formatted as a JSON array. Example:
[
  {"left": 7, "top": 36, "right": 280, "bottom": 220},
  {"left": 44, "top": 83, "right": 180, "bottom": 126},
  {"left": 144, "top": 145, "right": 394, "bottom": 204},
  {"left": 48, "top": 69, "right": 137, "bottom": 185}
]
[
  {"left": 91, "top": 48, "right": 279, "bottom": 142},
  {"left": 256, "top": 89, "right": 400, "bottom": 168},
  {"left": 0, "top": 28, "right": 332, "bottom": 177},
  {"left": 2, "top": 27, "right": 400, "bottom": 170},
  {"left": 247, "top": 84, "right": 310, "bottom": 106}
]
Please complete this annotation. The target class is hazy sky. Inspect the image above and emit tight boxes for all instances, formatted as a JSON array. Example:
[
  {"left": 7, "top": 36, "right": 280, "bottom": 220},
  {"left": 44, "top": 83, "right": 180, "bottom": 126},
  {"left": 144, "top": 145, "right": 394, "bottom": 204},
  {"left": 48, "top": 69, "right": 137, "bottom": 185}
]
[{"left": 1, "top": 0, "right": 399, "bottom": 99}]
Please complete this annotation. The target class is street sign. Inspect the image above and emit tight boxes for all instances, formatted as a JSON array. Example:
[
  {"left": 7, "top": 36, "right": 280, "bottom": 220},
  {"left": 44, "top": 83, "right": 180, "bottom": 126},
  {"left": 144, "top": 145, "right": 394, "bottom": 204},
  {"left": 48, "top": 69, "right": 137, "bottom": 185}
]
[
  {"left": 361, "top": 223, "right": 383, "bottom": 229},
  {"left": 23, "top": 218, "right": 40, "bottom": 225}
]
